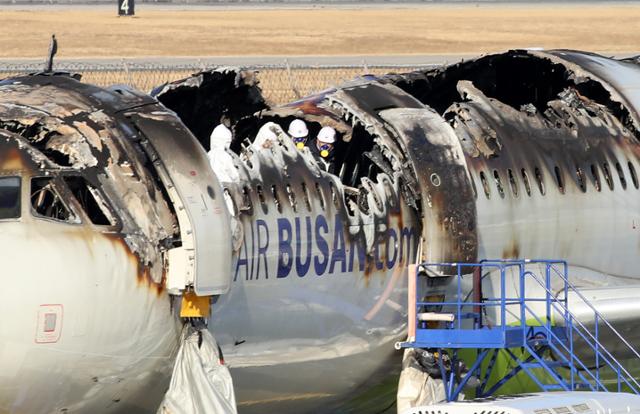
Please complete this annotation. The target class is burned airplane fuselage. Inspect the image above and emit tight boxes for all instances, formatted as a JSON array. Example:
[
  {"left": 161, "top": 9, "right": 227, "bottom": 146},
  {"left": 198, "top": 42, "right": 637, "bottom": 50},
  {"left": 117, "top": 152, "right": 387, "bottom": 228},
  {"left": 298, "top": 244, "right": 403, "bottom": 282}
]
[
  {"left": 2, "top": 49, "right": 640, "bottom": 414},
  {"left": 156, "top": 50, "right": 640, "bottom": 412}
]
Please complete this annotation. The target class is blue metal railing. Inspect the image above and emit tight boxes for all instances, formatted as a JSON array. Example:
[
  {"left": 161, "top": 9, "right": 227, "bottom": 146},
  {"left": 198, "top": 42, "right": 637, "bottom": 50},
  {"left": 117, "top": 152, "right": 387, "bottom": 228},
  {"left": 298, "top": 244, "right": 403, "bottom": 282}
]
[{"left": 396, "top": 259, "right": 640, "bottom": 401}]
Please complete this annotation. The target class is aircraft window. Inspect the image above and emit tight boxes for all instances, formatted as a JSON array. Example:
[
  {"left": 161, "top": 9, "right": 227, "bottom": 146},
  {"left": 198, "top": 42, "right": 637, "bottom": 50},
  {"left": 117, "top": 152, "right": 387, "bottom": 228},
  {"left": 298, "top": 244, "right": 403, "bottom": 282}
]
[
  {"left": 301, "top": 182, "right": 312, "bottom": 212},
  {"left": 507, "top": 169, "right": 518, "bottom": 197},
  {"left": 590, "top": 164, "right": 601, "bottom": 192},
  {"left": 554, "top": 166, "right": 565, "bottom": 194},
  {"left": 285, "top": 184, "right": 297, "bottom": 213},
  {"left": 521, "top": 168, "right": 532, "bottom": 196},
  {"left": 271, "top": 185, "right": 282, "bottom": 213},
  {"left": 223, "top": 188, "right": 239, "bottom": 216},
  {"left": 615, "top": 162, "right": 627, "bottom": 190},
  {"left": 63, "top": 176, "right": 115, "bottom": 226},
  {"left": 345, "top": 187, "right": 359, "bottom": 216},
  {"left": 256, "top": 185, "right": 268, "bottom": 213},
  {"left": 315, "top": 182, "right": 326, "bottom": 211},
  {"left": 329, "top": 182, "right": 340, "bottom": 208},
  {"left": 479, "top": 171, "right": 490, "bottom": 199},
  {"left": 0, "top": 176, "right": 21, "bottom": 219},
  {"left": 382, "top": 178, "right": 395, "bottom": 208},
  {"left": 628, "top": 161, "right": 639, "bottom": 189},
  {"left": 493, "top": 170, "right": 505, "bottom": 198},
  {"left": 31, "top": 178, "right": 76, "bottom": 223},
  {"left": 602, "top": 162, "right": 614, "bottom": 190},
  {"left": 241, "top": 186, "right": 253, "bottom": 215},
  {"left": 206, "top": 185, "right": 216, "bottom": 200},
  {"left": 468, "top": 172, "right": 478, "bottom": 199},
  {"left": 534, "top": 166, "right": 545, "bottom": 195},
  {"left": 575, "top": 165, "right": 587, "bottom": 193}
]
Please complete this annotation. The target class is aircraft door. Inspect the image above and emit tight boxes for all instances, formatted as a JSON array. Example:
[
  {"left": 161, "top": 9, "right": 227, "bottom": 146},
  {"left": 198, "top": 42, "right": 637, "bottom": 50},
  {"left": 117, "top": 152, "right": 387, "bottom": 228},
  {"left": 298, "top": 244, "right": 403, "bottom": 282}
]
[{"left": 130, "top": 114, "right": 233, "bottom": 295}]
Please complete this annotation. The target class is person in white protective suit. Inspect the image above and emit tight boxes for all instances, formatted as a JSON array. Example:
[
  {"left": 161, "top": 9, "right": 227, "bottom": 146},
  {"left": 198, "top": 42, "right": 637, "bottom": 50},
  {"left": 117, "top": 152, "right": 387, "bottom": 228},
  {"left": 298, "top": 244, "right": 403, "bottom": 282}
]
[
  {"left": 208, "top": 124, "right": 243, "bottom": 252},
  {"left": 208, "top": 124, "right": 239, "bottom": 183},
  {"left": 252, "top": 122, "right": 281, "bottom": 149}
]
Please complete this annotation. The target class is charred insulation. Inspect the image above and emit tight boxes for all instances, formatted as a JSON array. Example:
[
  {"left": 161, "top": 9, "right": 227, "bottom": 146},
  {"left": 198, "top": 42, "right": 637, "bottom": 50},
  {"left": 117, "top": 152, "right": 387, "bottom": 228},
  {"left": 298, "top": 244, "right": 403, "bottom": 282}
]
[
  {"left": 388, "top": 51, "right": 571, "bottom": 114},
  {"left": 387, "top": 51, "right": 640, "bottom": 140},
  {"left": 153, "top": 70, "right": 268, "bottom": 151},
  {"left": 0, "top": 120, "right": 74, "bottom": 167}
]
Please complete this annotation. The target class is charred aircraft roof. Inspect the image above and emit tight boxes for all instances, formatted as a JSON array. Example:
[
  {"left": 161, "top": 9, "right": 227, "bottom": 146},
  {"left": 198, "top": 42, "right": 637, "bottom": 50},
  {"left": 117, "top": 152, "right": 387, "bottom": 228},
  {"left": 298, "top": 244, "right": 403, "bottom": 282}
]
[{"left": 0, "top": 72, "right": 185, "bottom": 282}]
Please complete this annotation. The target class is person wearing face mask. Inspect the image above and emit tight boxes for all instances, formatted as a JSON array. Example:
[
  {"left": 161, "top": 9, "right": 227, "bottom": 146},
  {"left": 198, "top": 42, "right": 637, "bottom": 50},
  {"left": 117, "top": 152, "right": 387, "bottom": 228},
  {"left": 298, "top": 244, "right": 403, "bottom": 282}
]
[
  {"left": 288, "top": 119, "right": 309, "bottom": 149},
  {"left": 310, "top": 126, "right": 337, "bottom": 173}
]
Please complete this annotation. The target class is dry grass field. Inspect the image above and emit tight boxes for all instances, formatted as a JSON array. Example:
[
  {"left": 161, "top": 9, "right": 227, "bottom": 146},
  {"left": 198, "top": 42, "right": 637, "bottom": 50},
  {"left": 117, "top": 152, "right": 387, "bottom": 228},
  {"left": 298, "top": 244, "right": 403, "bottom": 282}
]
[{"left": 1, "top": 3, "right": 640, "bottom": 58}]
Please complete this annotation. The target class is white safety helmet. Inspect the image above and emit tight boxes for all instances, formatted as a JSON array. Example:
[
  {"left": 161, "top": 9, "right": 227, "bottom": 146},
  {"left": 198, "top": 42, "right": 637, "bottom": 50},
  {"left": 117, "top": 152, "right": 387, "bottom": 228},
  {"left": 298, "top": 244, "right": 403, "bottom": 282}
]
[
  {"left": 210, "top": 124, "right": 233, "bottom": 149},
  {"left": 317, "top": 126, "right": 337, "bottom": 144},
  {"left": 288, "top": 119, "right": 309, "bottom": 139}
]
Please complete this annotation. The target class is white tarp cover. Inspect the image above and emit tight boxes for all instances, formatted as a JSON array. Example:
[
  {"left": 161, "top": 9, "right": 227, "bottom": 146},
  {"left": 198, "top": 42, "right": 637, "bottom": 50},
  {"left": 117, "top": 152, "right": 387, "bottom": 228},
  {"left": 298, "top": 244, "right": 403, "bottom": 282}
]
[
  {"left": 158, "top": 325, "right": 237, "bottom": 414},
  {"left": 396, "top": 349, "right": 447, "bottom": 414}
]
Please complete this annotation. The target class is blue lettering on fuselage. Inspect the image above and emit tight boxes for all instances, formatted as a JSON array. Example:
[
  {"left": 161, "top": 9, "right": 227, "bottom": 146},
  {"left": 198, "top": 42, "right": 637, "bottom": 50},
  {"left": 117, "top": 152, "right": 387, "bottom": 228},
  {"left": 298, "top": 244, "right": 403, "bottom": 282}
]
[
  {"left": 295, "top": 216, "right": 312, "bottom": 277},
  {"left": 314, "top": 215, "right": 329, "bottom": 276},
  {"left": 255, "top": 219, "right": 269, "bottom": 279},
  {"left": 328, "top": 215, "right": 346, "bottom": 274},
  {"left": 233, "top": 213, "right": 416, "bottom": 281},
  {"left": 277, "top": 218, "right": 293, "bottom": 278}
]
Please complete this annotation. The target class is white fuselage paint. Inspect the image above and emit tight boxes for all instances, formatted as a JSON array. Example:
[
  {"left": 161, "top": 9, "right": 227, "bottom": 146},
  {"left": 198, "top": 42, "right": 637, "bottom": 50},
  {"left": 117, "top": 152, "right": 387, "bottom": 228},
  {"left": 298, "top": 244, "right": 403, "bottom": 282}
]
[
  {"left": 5, "top": 154, "right": 640, "bottom": 413},
  {"left": 448, "top": 148, "right": 640, "bottom": 349},
  {"left": 210, "top": 182, "right": 419, "bottom": 413},
  {"left": 474, "top": 156, "right": 640, "bottom": 278},
  {"left": 0, "top": 216, "right": 180, "bottom": 413},
  {"left": 0, "top": 170, "right": 420, "bottom": 414}
]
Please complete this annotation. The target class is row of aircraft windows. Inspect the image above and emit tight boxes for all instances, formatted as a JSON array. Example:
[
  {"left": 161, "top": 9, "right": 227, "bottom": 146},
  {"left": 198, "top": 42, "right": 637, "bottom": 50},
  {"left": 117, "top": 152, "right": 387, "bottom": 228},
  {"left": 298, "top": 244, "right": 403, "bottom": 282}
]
[
  {"left": 231, "top": 181, "right": 342, "bottom": 216},
  {"left": 0, "top": 175, "right": 115, "bottom": 225},
  {"left": 472, "top": 160, "right": 640, "bottom": 200}
]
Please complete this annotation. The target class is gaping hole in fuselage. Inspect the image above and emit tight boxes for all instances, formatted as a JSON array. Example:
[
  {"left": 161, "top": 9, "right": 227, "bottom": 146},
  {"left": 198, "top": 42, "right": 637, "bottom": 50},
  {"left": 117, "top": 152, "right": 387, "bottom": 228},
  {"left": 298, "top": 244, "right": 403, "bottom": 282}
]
[
  {"left": 30, "top": 177, "right": 76, "bottom": 223},
  {"left": 62, "top": 176, "right": 115, "bottom": 226},
  {"left": 232, "top": 111, "right": 391, "bottom": 218},
  {"left": 388, "top": 50, "right": 640, "bottom": 144},
  {"left": 389, "top": 52, "right": 571, "bottom": 115}
]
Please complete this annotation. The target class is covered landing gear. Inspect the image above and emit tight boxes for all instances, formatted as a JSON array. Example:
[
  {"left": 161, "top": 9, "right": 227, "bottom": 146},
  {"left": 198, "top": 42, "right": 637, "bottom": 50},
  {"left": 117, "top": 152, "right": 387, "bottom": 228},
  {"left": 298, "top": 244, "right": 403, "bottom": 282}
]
[{"left": 157, "top": 295, "right": 237, "bottom": 414}]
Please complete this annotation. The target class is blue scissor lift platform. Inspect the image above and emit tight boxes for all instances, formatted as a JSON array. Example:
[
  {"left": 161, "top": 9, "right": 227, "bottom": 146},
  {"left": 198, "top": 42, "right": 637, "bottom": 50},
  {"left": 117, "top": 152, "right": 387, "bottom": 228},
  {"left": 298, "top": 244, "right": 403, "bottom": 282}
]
[{"left": 396, "top": 259, "right": 640, "bottom": 402}]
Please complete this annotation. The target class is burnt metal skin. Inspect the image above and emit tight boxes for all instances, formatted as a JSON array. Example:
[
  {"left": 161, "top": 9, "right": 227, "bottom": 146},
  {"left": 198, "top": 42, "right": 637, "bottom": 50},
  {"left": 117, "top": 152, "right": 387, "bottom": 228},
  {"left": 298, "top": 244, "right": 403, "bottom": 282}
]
[
  {"left": 0, "top": 73, "right": 229, "bottom": 413},
  {"left": 383, "top": 50, "right": 640, "bottom": 379},
  {"left": 158, "top": 50, "right": 640, "bottom": 411},
  {"left": 384, "top": 49, "right": 640, "bottom": 276},
  {"left": 3, "top": 49, "right": 640, "bottom": 414},
  {"left": 154, "top": 74, "right": 434, "bottom": 413}
]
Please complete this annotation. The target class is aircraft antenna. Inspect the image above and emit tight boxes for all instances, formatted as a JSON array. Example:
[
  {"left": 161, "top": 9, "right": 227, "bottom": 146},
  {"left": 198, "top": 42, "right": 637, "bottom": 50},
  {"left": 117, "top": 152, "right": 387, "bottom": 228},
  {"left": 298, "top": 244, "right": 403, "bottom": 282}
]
[{"left": 45, "top": 34, "right": 58, "bottom": 73}]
